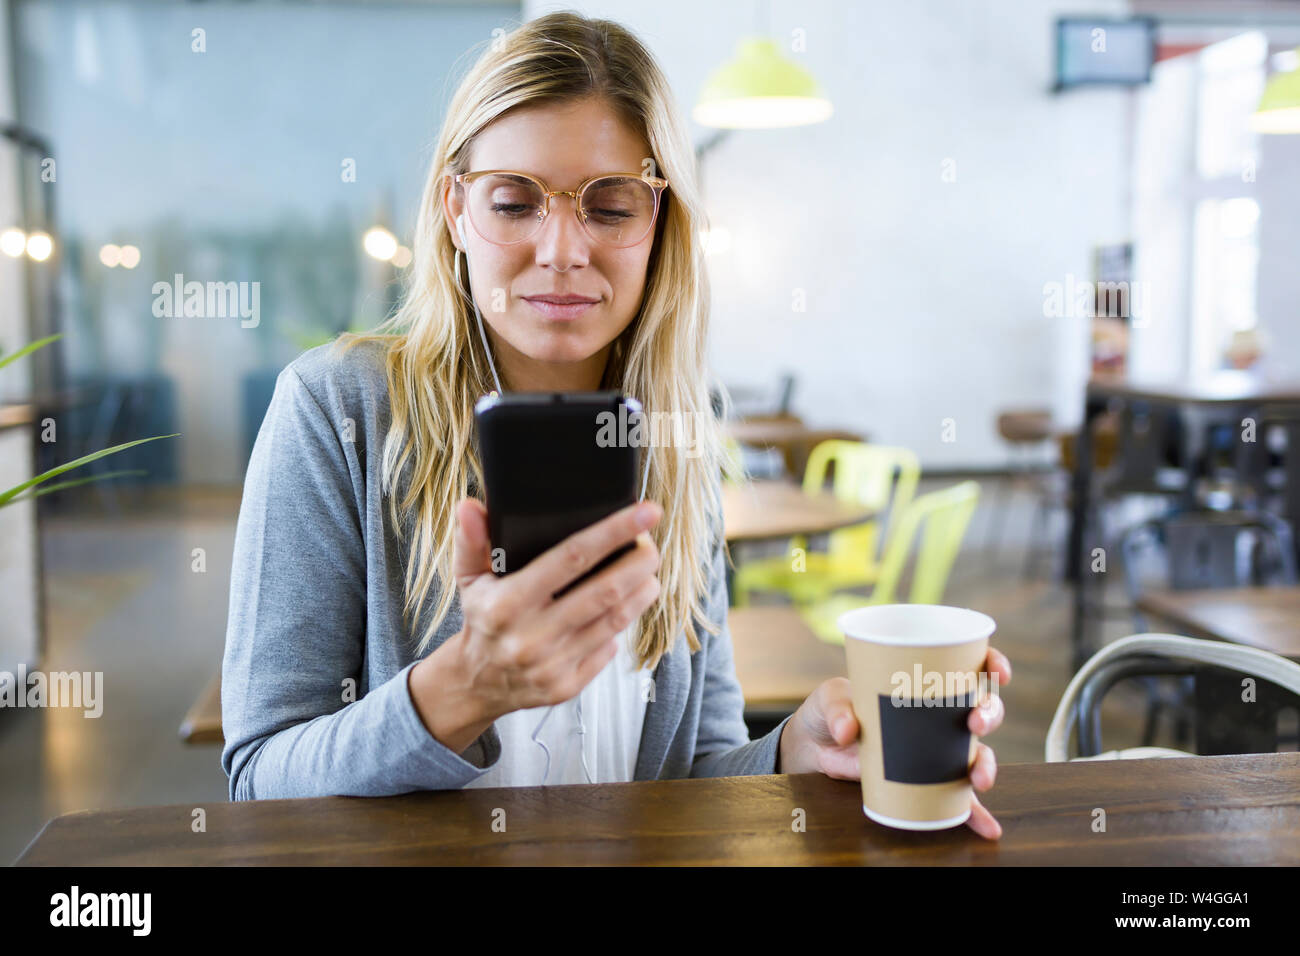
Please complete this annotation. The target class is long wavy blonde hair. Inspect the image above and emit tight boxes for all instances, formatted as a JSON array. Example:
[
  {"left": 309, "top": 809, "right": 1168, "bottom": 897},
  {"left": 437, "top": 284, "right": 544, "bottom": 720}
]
[{"left": 333, "top": 11, "right": 734, "bottom": 673}]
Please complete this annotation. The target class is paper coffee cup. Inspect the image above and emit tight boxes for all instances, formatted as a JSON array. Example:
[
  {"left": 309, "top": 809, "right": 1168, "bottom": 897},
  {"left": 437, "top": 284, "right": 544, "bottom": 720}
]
[{"left": 839, "top": 604, "right": 996, "bottom": 831}]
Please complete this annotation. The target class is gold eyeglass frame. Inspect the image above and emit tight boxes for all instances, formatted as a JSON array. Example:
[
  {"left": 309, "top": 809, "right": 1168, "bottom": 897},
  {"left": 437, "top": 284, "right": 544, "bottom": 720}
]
[{"left": 450, "top": 170, "right": 670, "bottom": 248}]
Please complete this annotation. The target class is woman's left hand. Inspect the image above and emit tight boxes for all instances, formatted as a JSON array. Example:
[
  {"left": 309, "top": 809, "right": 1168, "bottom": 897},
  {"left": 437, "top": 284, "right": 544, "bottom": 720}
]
[{"left": 777, "top": 647, "right": 1013, "bottom": 840}]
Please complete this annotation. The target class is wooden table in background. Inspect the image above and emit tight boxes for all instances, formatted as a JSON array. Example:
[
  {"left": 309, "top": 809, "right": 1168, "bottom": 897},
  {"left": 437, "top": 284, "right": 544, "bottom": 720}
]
[
  {"left": 0, "top": 404, "right": 34, "bottom": 430},
  {"left": 1137, "top": 586, "right": 1300, "bottom": 659},
  {"left": 180, "top": 673, "right": 224, "bottom": 744},
  {"left": 1138, "top": 586, "right": 1300, "bottom": 754},
  {"left": 722, "top": 480, "right": 875, "bottom": 544},
  {"left": 729, "top": 606, "right": 846, "bottom": 713},
  {"left": 726, "top": 421, "right": 866, "bottom": 479},
  {"left": 17, "top": 753, "right": 1300, "bottom": 865}
]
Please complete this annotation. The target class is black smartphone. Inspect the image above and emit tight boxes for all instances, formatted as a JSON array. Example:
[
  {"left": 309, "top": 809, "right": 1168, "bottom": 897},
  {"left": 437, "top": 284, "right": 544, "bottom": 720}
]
[{"left": 474, "top": 391, "right": 645, "bottom": 597}]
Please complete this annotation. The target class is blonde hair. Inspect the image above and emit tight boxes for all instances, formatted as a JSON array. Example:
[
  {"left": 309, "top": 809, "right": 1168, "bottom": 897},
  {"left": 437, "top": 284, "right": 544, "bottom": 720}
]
[{"left": 334, "top": 11, "right": 733, "bottom": 673}]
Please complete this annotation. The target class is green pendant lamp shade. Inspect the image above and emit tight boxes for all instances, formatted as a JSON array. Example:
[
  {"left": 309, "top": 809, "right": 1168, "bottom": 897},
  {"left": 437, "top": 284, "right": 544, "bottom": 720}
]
[
  {"left": 693, "top": 37, "right": 833, "bottom": 129},
  {"left": 1251, "top": 47, "right": 1300, "bottom": 134}
]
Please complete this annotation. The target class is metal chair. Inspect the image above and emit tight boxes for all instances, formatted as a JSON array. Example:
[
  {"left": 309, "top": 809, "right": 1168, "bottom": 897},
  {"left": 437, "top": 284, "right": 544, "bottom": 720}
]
[
  {"left": 1116, "top": 509, "right": 1298, "bottom": 748},
  {"left": 1235, "top": 403, "right": 1300, "bottom": 561},
  {"left": 798, "top": 481, "right": 980, "bottom": 645},
  {"left": 1120, "top": 510, "right": 1298, "bottom": 631},
  {"left": 774, "top": 372, "right": 796, "bottom": 416},
  {"left": 733, "top": 441, "right": 920, "bottom": 607},
  {"left": 1047, "top": 633, "right": 1300, "bottom": 761},
  {"left": 1103, "top": 400, "right": 1190, "bottom": 497}
]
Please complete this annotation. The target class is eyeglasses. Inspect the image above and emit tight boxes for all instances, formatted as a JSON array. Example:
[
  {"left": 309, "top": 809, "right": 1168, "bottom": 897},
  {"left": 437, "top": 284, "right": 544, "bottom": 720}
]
[{"left": 451, "top": 169, "right": 669, "bottom": 249}]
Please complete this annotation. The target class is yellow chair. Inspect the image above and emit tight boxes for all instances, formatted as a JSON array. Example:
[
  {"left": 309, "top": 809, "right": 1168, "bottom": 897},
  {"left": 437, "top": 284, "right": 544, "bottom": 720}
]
[
  {"left": 733, "top": 441, "right": 920, "bottom": 607},
  {"left": 799, "top": 480, "right": 981, "bottom": 645},
  {"left": 722, "top": 436, "right": 746, "bottom": 484}
]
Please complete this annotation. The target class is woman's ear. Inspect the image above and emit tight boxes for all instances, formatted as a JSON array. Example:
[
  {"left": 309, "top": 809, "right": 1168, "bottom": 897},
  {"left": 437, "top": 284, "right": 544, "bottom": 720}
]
[{"left": 442, "top": 174, "right": 465, "bottom": 252}]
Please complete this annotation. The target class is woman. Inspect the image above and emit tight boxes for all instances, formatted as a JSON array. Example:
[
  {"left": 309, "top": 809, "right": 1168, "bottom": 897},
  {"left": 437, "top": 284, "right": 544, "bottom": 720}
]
[{"left": 221, "top": 11, "right": 1012, "bottom": 839}]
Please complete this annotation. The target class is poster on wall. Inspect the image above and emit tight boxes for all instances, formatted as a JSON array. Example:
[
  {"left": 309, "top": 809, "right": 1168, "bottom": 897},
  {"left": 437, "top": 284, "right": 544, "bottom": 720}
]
[{"left": 1090, "top": 241, "right": 1133, "bottom": 377}]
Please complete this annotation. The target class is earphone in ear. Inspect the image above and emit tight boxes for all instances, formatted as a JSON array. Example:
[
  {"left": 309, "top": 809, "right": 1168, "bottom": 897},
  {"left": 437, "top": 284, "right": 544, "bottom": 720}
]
[{"left": 456, "top": 214, "right": 468, "bottom": 250}]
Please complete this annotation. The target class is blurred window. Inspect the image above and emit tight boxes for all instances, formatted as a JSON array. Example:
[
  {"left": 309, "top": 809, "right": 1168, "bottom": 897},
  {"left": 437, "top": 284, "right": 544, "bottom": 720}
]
[{"left": 1190, "top": 32, "right": 1265, "bottom": 373}]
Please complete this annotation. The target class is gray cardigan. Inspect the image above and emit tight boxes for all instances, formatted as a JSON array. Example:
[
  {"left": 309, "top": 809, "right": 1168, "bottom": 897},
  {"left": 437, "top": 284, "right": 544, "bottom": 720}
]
[{"left": 220, "top": 340, "right": 791, "bottom": 800}]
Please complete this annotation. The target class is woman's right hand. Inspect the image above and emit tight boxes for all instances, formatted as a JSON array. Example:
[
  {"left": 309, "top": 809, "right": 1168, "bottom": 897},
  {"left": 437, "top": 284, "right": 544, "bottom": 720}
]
[{"left": 408, "top": 497, "right": 662, "bottom": 753}]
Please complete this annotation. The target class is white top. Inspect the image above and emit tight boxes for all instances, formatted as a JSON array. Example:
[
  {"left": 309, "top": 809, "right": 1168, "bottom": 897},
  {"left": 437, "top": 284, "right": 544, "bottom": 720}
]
[{"left": 462, "top": 626, "right": 649, "bottom": 788}]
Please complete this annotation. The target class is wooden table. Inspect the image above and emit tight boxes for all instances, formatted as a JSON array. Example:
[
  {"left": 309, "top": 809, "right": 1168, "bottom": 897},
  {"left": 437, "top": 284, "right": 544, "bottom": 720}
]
[
  {"left": 1081, "top": 372, "right": 1300, "bottom": 406},
  {"left": 729, "top": 606, "right": 845, "bottom": 712},
  {"left": 1137, "top": 586, "right": 1300, "bottom": 753},
  {"left": 179, "top": 674, "right": 224, "bottom": 744},
  {"left": 17, "top": 753, "right": 1300, "bottom": 865},
  {"left": 1137, "top": 586, "right": 1300, "bottom": 659},
  {"left": 722, "top": 480, "right": 875, "bottom": 544},
  {"left": 726, "top": 421, "right": 866, "bottom": 479},
  {"left": 0, "top": 403, "right": 34, "bottom": 431}
]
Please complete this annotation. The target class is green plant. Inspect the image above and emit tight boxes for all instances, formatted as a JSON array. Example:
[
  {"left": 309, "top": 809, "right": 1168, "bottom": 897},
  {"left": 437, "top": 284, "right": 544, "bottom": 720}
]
[{"left": 0, "top": 334, "right": 178, "bottom": 509}]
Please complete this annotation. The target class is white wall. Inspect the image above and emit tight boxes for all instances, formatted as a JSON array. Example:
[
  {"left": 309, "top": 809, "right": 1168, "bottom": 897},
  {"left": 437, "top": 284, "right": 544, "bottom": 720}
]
[{"left": 524, "top": 0, "right": 1131, "bottom": 467}]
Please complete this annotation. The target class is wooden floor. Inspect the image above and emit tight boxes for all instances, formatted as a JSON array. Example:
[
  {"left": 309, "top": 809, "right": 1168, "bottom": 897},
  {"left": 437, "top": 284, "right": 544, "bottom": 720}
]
[{"left": 1, "top": 476, "right": 1177, "bottom": 863}]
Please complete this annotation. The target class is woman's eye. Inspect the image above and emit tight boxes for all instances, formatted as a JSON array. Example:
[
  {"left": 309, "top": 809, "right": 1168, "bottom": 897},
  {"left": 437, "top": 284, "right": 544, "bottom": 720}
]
[
  {"left": 588, "top": 207, "right": 633, "bottom": 222},
  {"left": 489, "top": 202, "right": 537, "bottom": 218}
]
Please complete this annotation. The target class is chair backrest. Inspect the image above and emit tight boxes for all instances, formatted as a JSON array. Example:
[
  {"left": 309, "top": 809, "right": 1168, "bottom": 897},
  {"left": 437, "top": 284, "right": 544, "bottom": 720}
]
[
  {"left": 775, "top": 373, "right": 797, "bottom": 416},
  {"left": 1120, "top": 510, "right": 1298, "bottom": 628},
  {"left": 802, "top": 441, "right": 921, "bottom": 567},
  {"left": 1057, "top": 412, "right": 1119, "bottom": 473},
  {"left": 1166, "top": 511, "right": 1297, "bottom": 588},
  {"left": 1073, "top": 655, "right": 1198, "bottom": 756},
  {"left": 1220, "top": 402, "right": 1300, "bottom": 587},
  {"left": 1046, "top": 633, "right": 1300, "bottom": 761},
  {"left": 996, "top": 409, "right": 1052, "bottom": 445},
  {"left": 1236, "top": 404, "right": 1300, "bottom": 523},
  {"left": 871, "top": 480, "right": 980, "bottom": 605},
  {"left": 722, "top": 436, "right": 745, "bottom": 485},
  {"left": 1106, "top": 400, "right": 1188, "bottom": 495}
]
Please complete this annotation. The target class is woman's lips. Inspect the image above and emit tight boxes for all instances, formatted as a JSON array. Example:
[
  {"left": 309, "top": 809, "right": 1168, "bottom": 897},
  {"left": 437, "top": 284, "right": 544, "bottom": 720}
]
[{"left": 523, "top": 297, "right": 598, "bottom": 320}]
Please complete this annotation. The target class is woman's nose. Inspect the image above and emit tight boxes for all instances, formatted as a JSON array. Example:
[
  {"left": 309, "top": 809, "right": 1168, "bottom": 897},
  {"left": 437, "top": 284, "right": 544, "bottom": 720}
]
[{"left": 533, "top": 195, "right": 591, "bottom": 270}]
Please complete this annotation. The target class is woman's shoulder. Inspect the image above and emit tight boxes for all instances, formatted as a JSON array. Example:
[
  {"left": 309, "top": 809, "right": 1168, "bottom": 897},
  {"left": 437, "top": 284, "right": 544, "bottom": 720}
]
[{"left": 281, "top": 336, "right": 395, "bottom": 413}]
